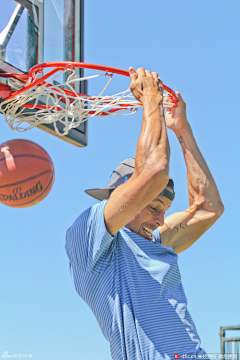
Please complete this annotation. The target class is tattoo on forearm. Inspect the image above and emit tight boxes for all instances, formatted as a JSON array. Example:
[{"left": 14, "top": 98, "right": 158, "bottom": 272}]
[
  {"left": 174, "top": 223, "right": 185, "bottom": 233},
  {"left": 178, "top": 136, "right": 184, "bottom": 144}
]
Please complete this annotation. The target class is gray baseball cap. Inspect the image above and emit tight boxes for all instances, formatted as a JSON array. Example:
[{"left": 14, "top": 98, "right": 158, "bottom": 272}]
[{"left": 85, "top": 157, "right": 175, "bottom": 201}]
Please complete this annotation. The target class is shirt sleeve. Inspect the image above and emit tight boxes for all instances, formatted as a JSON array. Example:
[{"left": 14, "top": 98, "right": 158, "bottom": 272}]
[{"left": 65, "top": 200, "right": 117, "bottom": 273}]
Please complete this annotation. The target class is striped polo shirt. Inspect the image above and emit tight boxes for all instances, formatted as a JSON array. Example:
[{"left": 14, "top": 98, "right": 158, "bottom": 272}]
[{"left": 65, "top": 200, "right": 208, "bottom": 360}]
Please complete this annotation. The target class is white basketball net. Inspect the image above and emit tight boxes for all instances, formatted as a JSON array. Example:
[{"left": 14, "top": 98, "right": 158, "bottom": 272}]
[{"left": 0, "top": 67, "right": 175, "bottom": 136}]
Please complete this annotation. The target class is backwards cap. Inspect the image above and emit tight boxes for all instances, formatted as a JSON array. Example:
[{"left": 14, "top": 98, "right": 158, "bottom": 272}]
[{"left": 85, "top": 157, "right": 175, "bottom": 201}]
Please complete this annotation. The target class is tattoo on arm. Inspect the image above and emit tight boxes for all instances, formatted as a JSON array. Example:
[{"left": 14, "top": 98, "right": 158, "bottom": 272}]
[
  {"left": 174, "top": 223, "right": 185, "bottom": 233},
  {"left": 178, "top": 136, "right": 184, "bottom": 144}
]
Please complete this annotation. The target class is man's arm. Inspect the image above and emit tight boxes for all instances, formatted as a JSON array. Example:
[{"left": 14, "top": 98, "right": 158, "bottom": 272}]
[
  {"left": 160, "top": 93, "right": 224, "bottom": 253},
  {"left": 104, "top": 67, "right": 170, "bottom": 236}
]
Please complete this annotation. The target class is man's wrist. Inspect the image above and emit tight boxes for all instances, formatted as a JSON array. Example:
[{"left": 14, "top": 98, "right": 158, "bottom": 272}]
[
  {"left": 142, "top": 95, "right": 163, "bottom": 108},
  {"left": 174, "top": 122, "right": 193, "bottom": 145}
]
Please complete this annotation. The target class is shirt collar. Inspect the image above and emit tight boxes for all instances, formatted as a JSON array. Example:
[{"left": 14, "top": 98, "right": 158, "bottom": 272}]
[{"left": 152, "top": 229, "right": 161, "bottom": 244}]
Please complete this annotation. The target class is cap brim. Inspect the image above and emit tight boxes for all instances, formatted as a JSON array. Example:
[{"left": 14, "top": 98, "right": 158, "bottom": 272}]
[
  {"left": 84, "top": 187, "right": 116, "bottom": 201},
  {"left": 85, "top": 187, "right": 174, "bottom": 202}
]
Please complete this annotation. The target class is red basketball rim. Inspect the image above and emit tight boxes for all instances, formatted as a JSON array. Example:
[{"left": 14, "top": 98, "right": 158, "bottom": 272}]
[
  {"left": 29, "top": 62, "right": 178, "bottom": 103},
  {"left": 1, "top": 62, "right": 178, "bottom": 109}
]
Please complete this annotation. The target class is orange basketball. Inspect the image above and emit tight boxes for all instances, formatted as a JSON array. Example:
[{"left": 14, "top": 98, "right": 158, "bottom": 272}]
[{"left": 0, "top": 139, "right": 55, "bottom": 208}]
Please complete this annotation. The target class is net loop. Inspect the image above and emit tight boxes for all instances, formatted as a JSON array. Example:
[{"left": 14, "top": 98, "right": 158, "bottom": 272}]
[{"left": 105, "top": 71, "right": 113, "bottom": 78}]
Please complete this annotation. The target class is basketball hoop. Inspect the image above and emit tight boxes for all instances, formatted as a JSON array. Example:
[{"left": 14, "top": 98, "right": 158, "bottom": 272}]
[{"left": 0, "top": 62, "right": 178, "bottom": 136}]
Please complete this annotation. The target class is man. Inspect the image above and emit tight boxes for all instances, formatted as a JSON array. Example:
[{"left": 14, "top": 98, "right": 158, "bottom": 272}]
[{"left": 65, "top": 67, "right": 224, "bottom": 359}]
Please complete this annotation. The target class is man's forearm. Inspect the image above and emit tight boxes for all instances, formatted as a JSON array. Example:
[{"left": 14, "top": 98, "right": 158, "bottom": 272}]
[
  {"left": 135, "top": 99, "right": 170, "bottom": 177},
  {"left": 175, "top": 123, "right": 224, "bottom": 214},
  {"left": 104, "top": 68, "right": 171, "bottom": 236}
]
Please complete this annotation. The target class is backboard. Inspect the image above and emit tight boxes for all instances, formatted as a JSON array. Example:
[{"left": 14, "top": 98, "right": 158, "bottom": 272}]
[{"left": 0, "top": 0, "right": 88, "bottom": 147}]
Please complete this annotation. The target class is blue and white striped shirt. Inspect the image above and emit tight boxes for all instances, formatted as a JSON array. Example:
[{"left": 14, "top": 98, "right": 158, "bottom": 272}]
[{"left": 65, "top": 200, "right": 207, "bottom": 360}]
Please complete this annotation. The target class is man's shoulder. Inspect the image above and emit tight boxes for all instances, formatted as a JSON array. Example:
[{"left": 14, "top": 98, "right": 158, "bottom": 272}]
[
  {"left": 71, "top": 200, "right": 108, "bottom": 228},
  {"left": 86, "top": 200, "right": 108, "bottom": 225}
]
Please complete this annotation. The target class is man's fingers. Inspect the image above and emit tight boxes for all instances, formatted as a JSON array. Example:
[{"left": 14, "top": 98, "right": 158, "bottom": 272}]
[
  {"left": 146, "top": 70, "right": 162, "bottom": 93},
  {"left": 175, "top": 92, "right": 185, "bottom": 103},
  {"left": 152, "top": 72, "right": 159, "bottom": 82},
  {"left": 165, "top": 92, "right": 171, "bottom": 101},
  {"left": 129, "top": 67, "right": 137, "bottom": 93},
  {"left": 129, "top": 66, "right": 165, "bottom": 102},
  {"left": 129, "top": 67, "right": 137, "bottom": 78},
  {"left": 175, "top": 92, "right": 184, "bottom": 103},
  {"left": 136, "top": 67, "right": 145, "bottom": 77}
]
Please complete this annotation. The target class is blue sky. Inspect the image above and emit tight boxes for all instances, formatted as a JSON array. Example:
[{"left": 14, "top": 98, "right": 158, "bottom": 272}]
[{"left": 1, "top": 0, "right": 240, "bottom": 359}]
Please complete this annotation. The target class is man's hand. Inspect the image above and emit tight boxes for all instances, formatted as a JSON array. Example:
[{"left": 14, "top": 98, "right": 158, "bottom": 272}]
[
  {"left": 165, "top": 92, "right": 189, "bottom": 132},
  {"left": 129, "top": 67, "right": 163, "bottom": 105}
]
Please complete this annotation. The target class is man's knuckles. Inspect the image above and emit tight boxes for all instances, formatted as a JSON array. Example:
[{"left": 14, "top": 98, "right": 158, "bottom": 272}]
[{"left": 136, "top": 67, "right": 145, "bottom": 75}]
